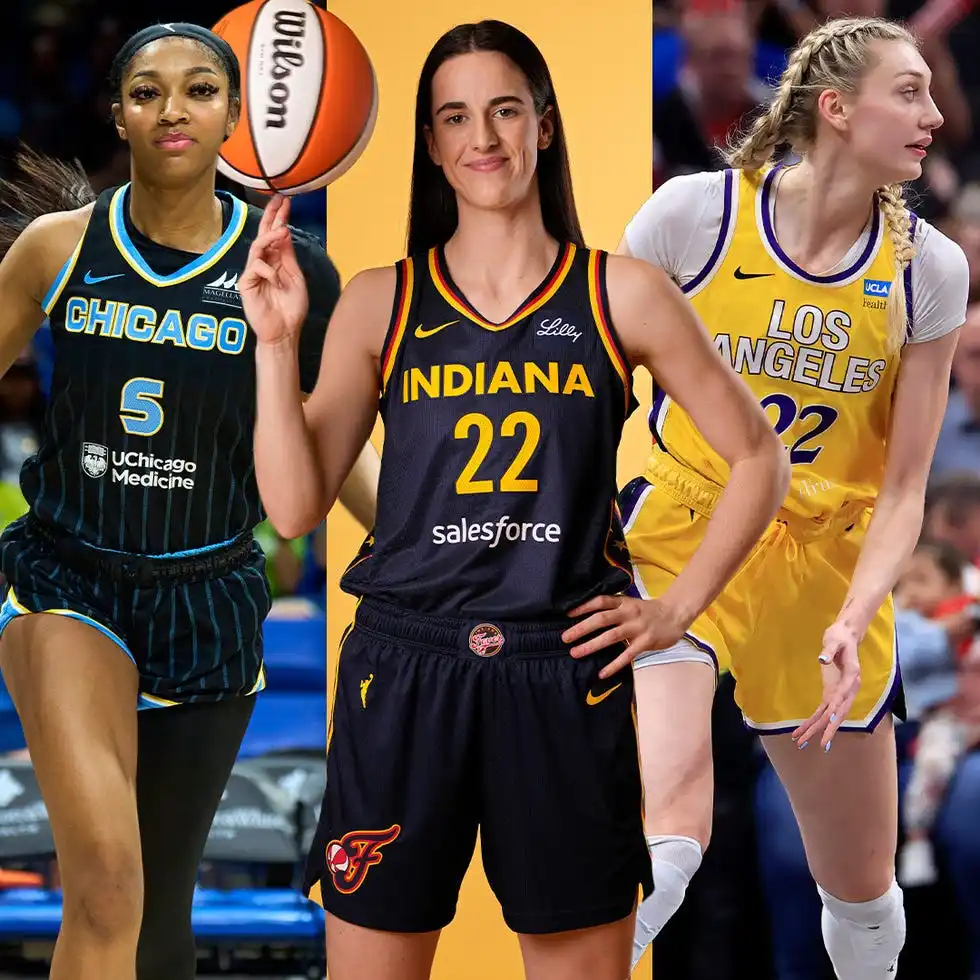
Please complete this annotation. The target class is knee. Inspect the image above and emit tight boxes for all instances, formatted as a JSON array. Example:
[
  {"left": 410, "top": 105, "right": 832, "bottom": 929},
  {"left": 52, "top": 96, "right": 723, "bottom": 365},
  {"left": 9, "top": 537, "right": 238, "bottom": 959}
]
[
  {"left": 62, "top": 839, "right": 143, "bottom": 942},
  {"left": 818, "top": 880, "right": 906, "bottom": 970},
  {"left": 641, "top": 743, "right": 714, "bottom": 847}
]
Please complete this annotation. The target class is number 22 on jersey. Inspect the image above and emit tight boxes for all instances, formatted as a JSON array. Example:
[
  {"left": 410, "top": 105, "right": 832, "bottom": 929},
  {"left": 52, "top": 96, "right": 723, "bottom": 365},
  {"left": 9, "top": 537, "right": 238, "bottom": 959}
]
[
  {"left": 761, "top": 393, "right": 839, "bottom": 464},
  {"left": 119, "top": 377, "right": 165, "bottom": 437},
  {"left": 454, "top": 411, "right": 541, "bottom": 494}
]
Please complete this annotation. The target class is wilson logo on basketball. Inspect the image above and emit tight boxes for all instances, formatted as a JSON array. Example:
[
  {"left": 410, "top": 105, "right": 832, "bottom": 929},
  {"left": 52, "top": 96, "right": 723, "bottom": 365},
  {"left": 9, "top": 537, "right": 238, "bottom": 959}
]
[
  {"left": 325, "top": 825, "right": 401, "bottom": 895},
  {"left": 265, "top": 9, "right": 305, "bottom": 131},
  {"left": 213, "top": 0, "right": 377, "bottom": 194}
]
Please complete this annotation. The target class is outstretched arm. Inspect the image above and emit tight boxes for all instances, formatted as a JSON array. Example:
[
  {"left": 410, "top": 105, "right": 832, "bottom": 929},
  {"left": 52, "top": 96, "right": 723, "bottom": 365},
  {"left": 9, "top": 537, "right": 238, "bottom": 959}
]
[{"left": 242, "top": 196, "right": 391, "bottom": 538}]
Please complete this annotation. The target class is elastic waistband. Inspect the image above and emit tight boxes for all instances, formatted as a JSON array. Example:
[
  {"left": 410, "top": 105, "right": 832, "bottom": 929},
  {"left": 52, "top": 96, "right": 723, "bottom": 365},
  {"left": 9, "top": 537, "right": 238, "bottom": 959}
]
[
  {"left": 354, "top": 599, "right": 576, "bottom": 658},
  {"left": 28, "top": 517, "right": 254, "bottom": 586},
  {"left": 643, "top": 451, "right": 868, "bottom": 543}
]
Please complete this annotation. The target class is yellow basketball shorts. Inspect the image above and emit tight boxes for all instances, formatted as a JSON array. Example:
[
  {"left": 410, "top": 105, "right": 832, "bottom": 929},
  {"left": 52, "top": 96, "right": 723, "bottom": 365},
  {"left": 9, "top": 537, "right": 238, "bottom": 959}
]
[{"left": 618, "top": 471, "right": 902, "bottom": 734}]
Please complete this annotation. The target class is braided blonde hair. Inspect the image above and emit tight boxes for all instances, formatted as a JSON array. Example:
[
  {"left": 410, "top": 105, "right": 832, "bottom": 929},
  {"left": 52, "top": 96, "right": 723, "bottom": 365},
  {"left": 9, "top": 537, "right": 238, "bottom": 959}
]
[{"left": 728, "top": 17, "right": 919, "bottom": 352}]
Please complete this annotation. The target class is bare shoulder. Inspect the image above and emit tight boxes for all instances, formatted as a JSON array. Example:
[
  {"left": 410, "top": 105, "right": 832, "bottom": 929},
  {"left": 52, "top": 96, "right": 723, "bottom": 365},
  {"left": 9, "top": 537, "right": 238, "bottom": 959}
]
[
  {"left": 604, "top": 251, "right": 669, "bottom": 297},
  {"left": 329, "top": 264, "right": 400, "bottom": 357},
  {"left": 603, "top": 253, "right": 676, "bottom": 358},
  {"left": 9, "top": 205, "right": 95, "bottom": 303}
]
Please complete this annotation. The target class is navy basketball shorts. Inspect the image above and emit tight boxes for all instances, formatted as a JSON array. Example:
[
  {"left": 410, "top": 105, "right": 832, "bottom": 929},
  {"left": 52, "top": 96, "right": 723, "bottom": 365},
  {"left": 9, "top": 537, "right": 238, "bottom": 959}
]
[
  {"left": 0, "top": 515, "right": 271, "bottom": 708},
  {"left": 304, "top": 598, "right": 653, "bottom": 935}
]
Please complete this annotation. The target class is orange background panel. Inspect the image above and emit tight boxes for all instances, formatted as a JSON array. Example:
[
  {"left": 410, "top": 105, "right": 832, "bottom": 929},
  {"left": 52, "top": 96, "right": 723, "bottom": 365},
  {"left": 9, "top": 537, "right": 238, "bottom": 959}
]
[{"left": 325, "top": 0, "right": 653, "bottom": 976}]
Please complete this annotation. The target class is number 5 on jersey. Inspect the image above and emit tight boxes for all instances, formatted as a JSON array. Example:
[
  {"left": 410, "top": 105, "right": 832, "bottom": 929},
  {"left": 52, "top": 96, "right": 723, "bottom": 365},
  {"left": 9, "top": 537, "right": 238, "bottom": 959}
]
[{"left": 120, "top": 377, "right": 165, "bottom": 437}]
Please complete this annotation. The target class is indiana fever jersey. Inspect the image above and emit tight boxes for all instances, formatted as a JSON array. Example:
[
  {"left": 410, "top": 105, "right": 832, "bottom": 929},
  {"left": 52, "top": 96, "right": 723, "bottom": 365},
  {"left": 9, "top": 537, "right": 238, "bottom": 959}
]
[
  {"left": 25, "top": 184, "right": 335, "bottom": 554},
  {"left": 648, "top": 166, "right": 904, "bottom": 523},
  {"left": 341, "top": 243, "right": 637, "bottom": 619}
]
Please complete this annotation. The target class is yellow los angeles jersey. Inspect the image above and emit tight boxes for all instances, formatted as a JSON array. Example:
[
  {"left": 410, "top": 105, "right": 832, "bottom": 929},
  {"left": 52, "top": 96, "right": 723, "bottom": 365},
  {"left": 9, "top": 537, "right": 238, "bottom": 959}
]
[{"left": 646, "top": 167, "right": 906, "bottom": 523}]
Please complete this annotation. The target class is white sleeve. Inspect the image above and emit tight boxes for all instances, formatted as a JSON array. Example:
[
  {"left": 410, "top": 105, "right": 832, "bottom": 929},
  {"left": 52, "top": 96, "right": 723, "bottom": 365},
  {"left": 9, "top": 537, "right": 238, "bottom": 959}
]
[
  {"left": 624, "top": 171, "right": 729, "bottom": 287},
  {"left": 908, "top": 218, "right": 969, "bottom": 344}
]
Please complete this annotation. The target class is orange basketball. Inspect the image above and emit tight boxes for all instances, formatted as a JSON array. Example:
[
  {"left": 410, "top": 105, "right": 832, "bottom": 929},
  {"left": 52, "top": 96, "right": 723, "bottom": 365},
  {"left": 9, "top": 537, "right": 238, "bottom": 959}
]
[{"left": 212, "top": 0, "right": 377, "bottom": 195}]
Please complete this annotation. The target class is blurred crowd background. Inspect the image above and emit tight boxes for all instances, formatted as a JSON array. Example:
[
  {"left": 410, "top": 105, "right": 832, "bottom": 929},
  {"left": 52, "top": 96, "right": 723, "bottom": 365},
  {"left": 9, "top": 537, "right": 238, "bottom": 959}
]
[{"left": 653, "top": 0, "right": 980, "bottom": 977}]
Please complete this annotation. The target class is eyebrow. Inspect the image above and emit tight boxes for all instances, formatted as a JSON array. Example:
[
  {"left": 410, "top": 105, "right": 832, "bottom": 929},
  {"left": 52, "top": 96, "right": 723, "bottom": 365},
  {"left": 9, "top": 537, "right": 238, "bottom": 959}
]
[
  {"left": 131, "top": 66, "right": 219, "bottom": 81},
  {"left": 895, "top": 69, "right": 927, "bottom": 80},
  {"left": 434, "top": 94, "right": 525, "bottom": 115}
]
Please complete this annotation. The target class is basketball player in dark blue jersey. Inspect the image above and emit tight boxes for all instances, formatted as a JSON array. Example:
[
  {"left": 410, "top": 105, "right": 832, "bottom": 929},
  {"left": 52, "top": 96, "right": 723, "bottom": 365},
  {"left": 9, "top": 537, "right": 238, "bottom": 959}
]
[
  {"left": 242, "top": 19, "right": 789, "bottom": 980},
  {"left": 0, "top": 23, "right": 378, "bottom": 980}
]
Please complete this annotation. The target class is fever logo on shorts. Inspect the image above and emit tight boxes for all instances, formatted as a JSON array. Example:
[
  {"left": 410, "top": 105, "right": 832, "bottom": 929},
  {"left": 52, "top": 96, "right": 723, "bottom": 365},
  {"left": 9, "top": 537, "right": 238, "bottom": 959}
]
[
  {"left": 325, "top": 824, "right": 401, "bottom": 895},
  {"left": 468, "top": 623, "right": 505, "bottom": 657},
  {"left": 80, "top": 442, "right": 108, "bottom": 479}
]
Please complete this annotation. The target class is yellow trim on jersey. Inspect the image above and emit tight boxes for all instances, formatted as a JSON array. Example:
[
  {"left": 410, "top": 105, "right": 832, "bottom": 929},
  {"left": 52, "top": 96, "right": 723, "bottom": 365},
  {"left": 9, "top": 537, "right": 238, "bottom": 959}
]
[
  {"left": 326, "top": 597, "right": 363, "bottom": 752},
  {"left": 246, "top": 661, "right": 267, "bottom": 696},
  {"left": 587, "top": 250, "right": 632, "bottom": 416},
  {"left": 107, "top": 184, "right": 248, "bottom": 287},
  {"left": 428, "top": 242, "right": 576, "bottom": 331},
  {"left": 139, "top": 692, "right": 181, "bottom": 708},
  {"left": 307, "top": 878, "right": 324, "bottom": 907},
  {"left": 42, "top": 234, "right": 85, "bottom": 315},
  {"left": 381, "top": 258, "right": 415, "bottom": 392},
  {"left": 5, "top": 587, "right": 130, "bottom": 651}
]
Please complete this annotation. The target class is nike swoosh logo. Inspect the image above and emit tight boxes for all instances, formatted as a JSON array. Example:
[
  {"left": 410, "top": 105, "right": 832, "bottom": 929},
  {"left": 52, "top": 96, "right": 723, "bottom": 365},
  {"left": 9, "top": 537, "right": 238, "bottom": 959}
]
[
  {"left": 586, "top": 683, "right": 623, "bottom": 706},
  {"left": 83, "top": 271, "right": 125, "bottom": 285},
  {"left": 415, "top": 319, "right": 459, "bottom": 339},
  {"left": 733, "top": 267, "right": 773, "bottom": 280}
]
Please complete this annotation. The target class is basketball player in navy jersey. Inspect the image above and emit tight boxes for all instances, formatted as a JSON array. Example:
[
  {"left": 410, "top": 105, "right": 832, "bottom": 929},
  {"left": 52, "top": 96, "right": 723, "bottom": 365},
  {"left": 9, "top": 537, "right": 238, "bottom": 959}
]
[
  {"left": 242, "top": 19, "right": 788, "bottom": 980},
  {"left": 0, "top": 23, "right": 378, "bottom": 980}
]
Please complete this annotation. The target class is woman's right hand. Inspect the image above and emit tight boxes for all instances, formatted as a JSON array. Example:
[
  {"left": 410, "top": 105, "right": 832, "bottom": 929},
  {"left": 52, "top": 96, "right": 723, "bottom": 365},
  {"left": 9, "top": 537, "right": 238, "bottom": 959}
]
[{"left": 239, "top": 194, "right": 309, "bottom": 346}]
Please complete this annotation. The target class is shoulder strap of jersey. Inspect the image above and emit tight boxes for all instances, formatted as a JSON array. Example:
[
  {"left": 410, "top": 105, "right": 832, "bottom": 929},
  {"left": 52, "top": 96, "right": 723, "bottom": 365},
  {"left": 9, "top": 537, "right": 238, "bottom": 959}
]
[
  {"left": 40, "top": 191, "right": 112, "bottom": 316},
  {"left": 587, "top": 248, "right": 633, "bottom": 418},
  {"left": 379, "top": 256, "right": 416, "bottom": 395}
]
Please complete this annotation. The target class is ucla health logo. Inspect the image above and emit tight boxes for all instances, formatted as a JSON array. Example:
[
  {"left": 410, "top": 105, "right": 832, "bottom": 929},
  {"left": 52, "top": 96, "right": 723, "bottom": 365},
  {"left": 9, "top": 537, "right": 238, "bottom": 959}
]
[{"left": 862, "top": 278, "right": 892, "bottom": 297}]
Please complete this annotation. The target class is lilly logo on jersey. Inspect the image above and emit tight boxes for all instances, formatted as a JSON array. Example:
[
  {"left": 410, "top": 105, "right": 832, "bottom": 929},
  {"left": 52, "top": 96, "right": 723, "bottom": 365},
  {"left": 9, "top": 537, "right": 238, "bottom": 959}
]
[
  {"left": 202, "top": 270, "right": 244, "bottom": 309},
  {"left": 536, "top": 316, "right": 582, "bottom": 343}
]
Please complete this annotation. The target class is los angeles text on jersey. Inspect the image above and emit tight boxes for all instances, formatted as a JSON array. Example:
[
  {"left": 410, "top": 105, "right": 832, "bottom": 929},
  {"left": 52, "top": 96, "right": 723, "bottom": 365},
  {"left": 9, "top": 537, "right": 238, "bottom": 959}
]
[
  {"left": 716, "top": 299, "right": 887, "bottom": 392},
  {"left": 399, "top": 359, "right": 595, "bottom": 401},
  {"left": 63, "top": 297, "right": 246, "bottom": 355},
  {"left": 81, "top": 444, "right": 196, "bottom": 490}
]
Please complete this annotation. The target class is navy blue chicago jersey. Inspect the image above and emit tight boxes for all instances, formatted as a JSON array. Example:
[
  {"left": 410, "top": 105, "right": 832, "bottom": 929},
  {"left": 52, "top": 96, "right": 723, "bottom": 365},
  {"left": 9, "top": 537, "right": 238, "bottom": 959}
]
[
  {"left": 24, "top": 184, "right": 337, "bottom": 554},
  {"left": 341, "top": 243, "right": 637, "bottom": 619}
]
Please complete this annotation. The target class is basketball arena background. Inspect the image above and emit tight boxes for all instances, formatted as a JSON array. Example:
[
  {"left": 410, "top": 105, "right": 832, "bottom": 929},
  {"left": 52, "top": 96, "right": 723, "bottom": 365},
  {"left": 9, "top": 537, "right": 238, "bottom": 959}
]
[{"left": 0, "top": 0, "right": 979, "bottom": 978}]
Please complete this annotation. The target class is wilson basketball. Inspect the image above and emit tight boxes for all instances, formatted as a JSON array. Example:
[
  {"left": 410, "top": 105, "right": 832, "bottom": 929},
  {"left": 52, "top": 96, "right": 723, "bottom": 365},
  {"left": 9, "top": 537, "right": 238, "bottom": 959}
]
[{"left": 212, "top": 0, "right": 377, "bottom": 194}]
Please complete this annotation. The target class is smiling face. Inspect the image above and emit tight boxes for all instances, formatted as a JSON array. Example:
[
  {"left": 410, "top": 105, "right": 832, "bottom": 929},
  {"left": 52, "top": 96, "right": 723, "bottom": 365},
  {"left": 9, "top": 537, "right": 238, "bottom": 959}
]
[
  {"left": 113, "top": 37, "right": 239, "bottom": 185},
  {"left": 423, "top": 49, "right": 553, "bottom": 215},
  {"left": 814, "top": 38, "right": 943, "bottom": 185}
]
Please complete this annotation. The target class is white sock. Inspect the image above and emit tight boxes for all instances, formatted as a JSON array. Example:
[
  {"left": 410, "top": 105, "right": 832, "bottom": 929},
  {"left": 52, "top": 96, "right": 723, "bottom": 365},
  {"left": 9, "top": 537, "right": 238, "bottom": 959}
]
[
  {"left": 818, "top": 879, "right": 906, "bottom": 979},
  {"left": 631, "top": 835, "right": 703, "bottom": 971}
]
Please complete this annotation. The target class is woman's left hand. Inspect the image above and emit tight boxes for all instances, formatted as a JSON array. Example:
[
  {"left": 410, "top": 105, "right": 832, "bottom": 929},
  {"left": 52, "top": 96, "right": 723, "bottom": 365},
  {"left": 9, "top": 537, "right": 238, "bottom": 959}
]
[
  {"left": 562, "top": 595, "right": 689, "bottom": 679},
  {"left": 792, "top": 619, "right": 862, "bottom": 751}
]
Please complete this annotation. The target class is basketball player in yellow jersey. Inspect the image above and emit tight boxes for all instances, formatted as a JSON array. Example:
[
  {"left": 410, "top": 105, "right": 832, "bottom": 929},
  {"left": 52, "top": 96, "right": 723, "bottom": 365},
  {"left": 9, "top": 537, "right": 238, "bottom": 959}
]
[{"left": 571, "top": 17, "right": 969, "bottom": 978}]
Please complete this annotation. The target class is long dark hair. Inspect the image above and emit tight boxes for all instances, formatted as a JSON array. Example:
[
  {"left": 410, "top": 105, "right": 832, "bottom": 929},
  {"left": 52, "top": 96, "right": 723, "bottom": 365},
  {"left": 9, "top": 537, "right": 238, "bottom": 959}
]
[
  {"left": 0, "top": 145, "right": 95, "bottom": 263},
  {"left": 407, "top": 20, "right": 584, "bottom": 254}
]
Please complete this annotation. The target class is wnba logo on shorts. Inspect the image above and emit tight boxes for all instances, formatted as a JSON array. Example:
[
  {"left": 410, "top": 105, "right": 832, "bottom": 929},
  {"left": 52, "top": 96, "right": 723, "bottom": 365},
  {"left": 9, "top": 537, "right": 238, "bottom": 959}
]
[
  {"left": 325, "top": 824, "right": 401, "bottom": 894},
  {"left": 80, "top": 443, "right": 108, "bottom": 479},
  {"left": 469, "top": 623, "right": 505, "bottom": 657}
]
